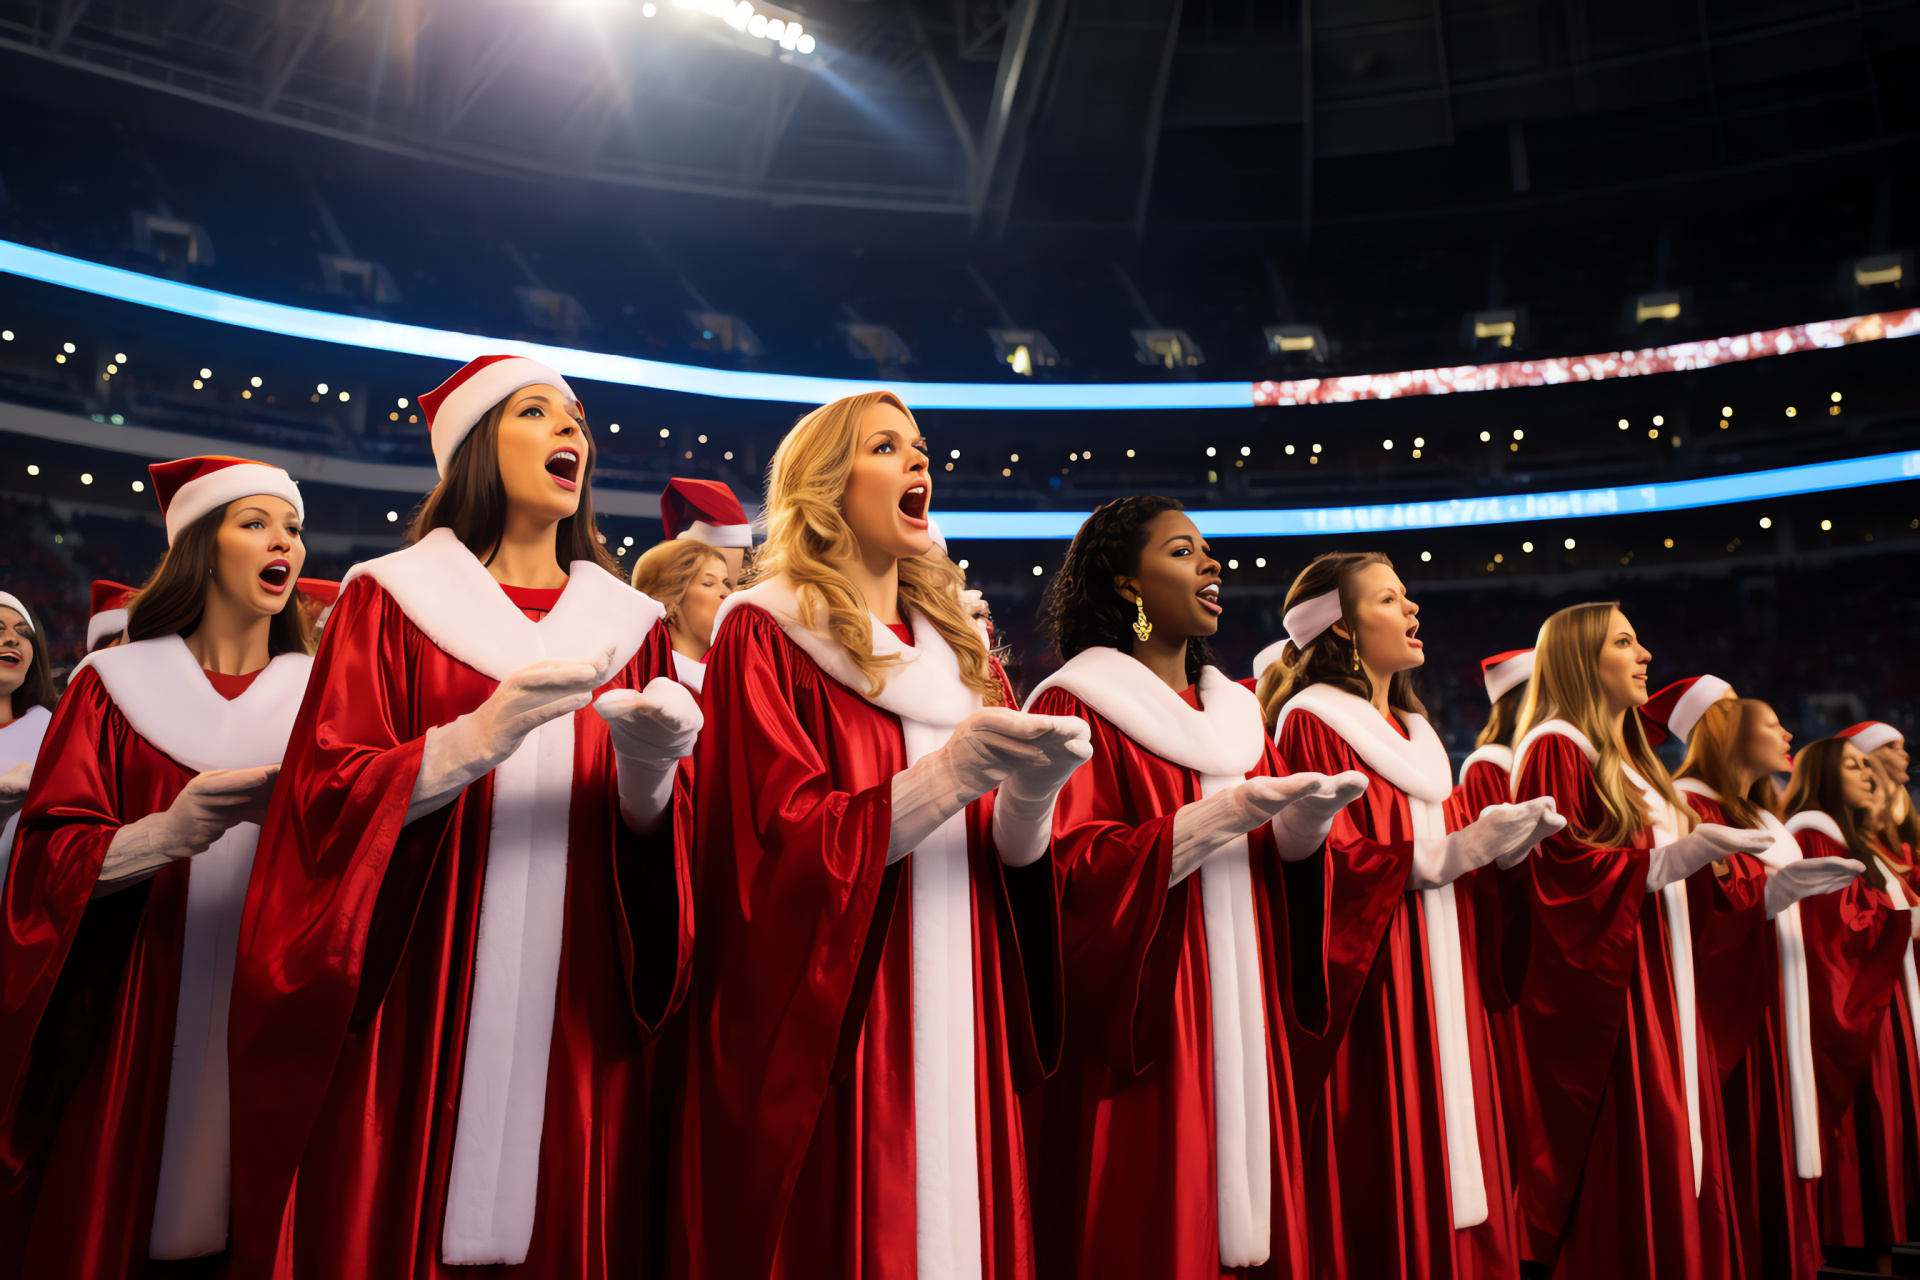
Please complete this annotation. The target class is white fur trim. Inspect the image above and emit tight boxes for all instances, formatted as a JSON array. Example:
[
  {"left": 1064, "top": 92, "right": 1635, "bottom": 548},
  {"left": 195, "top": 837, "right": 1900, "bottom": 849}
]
[
  {"left": 1457, "top": 744, "right": 1513, "bottom": 788},
  {"left": 1274, "top": 686, "right": 1487, "bottom": 1230},
  {"left": 164, "top": 463, "right": 303, "bottom": 544},
  {"left": 1483, "top": 652, "right": 1533, "bottom": 704},
  {"left": 1669, "top": 676, "right": 1733, "bottom": 744},
  {"left": 715, "top": 574, "right": 985, "bottom": 1280},
  {"left": 72, "top": 638, "right": 311, "bottom": 773},
  {"left": 0, "top": 591, "right": 34, "bottom": 633},
  {"left": 1021, "top": 649, "right": 1272, "bottom": 1262},
  {"left": 1282, "top": 587, "right": 1342, "bottom": 651},
  {"left": 430, "top": 358, "right": 576, "bottom": 478},
  {"left": 1847, "top": 724, "right": 1905, "bottom": 754},
  {"left": 671, "top": 650, "right": 707, "bottom": 695},
  {"left": 680, "top": 520, "right": 752, "bottom": 550},
  {"left": 1783, "top": 810, "right": 1846, "bottom": 846},
  {"left": 342, "top": 528, "right": 661, "bottom": 683},
  {"left": 87, "top": 607, "right": 129, "bottom": 651},
  {"left": 1250, "top": 639, "right": 1288, "bottom": 683},
  {"left": 1512, "top": 719, "right": 1599, "bottom": 779},
  {"left": 0, "top": 706, "right": 51, "bottom": 882}
]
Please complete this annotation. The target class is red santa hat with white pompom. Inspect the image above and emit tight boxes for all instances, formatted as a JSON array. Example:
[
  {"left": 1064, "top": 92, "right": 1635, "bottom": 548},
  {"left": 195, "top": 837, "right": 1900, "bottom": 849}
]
[
  {"left": 661, "top": 477, "right": 752, "bottom": 548},
  {"left": 417, "top": 355, "right": 580, "bottom": 478},
  {"left": 148, "top": 456, "right": 304, "bottom": 545},
  {"left": 1480, "top": 649, "right": 1534, "bottom": 704},
  {"left": 1639, "top": 674, "right": 1734, "bottom": 747},
  {"left": 87, "top": 579, "right": 137, "bottom": 650},
  {"left": 1838, "top": 721, "right": 1905, "bottom": 754}
]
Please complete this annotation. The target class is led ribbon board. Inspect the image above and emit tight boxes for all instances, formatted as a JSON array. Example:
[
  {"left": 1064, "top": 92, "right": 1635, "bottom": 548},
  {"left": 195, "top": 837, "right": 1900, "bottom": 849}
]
[
  {"left": 933, "top": 450, "right": 1920, "bottom": 539},
  {"left": 2, "top": 240, "right": 1914, "bottom": 412}
]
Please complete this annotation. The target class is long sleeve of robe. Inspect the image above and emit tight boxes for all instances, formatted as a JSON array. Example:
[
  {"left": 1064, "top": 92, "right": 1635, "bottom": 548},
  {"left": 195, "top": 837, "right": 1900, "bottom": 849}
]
[
  {"left": 226, "top": 560, "right": 691, "bottom": 1280},
  {"left": 668, "top": 602, "right": 1058, "bottom": 1280}
]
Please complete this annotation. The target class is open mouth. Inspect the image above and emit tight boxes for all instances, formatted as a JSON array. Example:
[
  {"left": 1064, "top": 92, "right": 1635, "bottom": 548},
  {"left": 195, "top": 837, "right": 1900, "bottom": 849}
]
[
  {"left": 898, "top": 484, "right": 929, "bottom": 527},
  {"left": 258, "top": 560, "right": 291, "bottom": 594},
  {"left": 1405, "top": 622, "right": 1423, "bottom": 648},
  {"left": 0, "top": 651, "right": 18, "bottom": 668},
  {"left": 1197, "top": 583, "right": 1223, "bottom": 616},
  {"left": 545, "top": 448, "right": 581, "bottom": 491}
]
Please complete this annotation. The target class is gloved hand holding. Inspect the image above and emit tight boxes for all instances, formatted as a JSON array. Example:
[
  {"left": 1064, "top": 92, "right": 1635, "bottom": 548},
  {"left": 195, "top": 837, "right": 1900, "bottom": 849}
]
[
  {"left": 408, "top": 649, "right": 615, "bottom": 825},
  {"left": 988, "top": 714, "right": 1093, "bottom": 867},
  {"left": 595, "top": 677, "right": 704, "bottom": 834},
  {"left": 1764, "top": 856, "right": 1863, "bottom": 918},
  {"left": 97, "top": 764, "right": 281, "bottom": 889},
  {"left": 1645, "top": 822, "right": 1776, "bottom": 894},
  {"left": 1268, "top": 771, "right": 1370, "bottom": 862},
  {"left": 1170, "top": 773, "right": 1360, "bottom": 886},
  {"left": 889, "top": 709, "right": 1091, "bottom": 862},
  {"left": 0, "top": 761, "right": 30, "bottom": 827},
  {"left": 1409, "top": 797, "right": 1565, "bottom": 889}
]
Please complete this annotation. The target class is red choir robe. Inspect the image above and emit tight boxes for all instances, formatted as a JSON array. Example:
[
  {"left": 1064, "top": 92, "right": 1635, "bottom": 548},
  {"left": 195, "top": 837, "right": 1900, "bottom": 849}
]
[
  {"left": 225, "top": 528, "right": 690, "bottom": 1280},
  {"left": 1785, "top": 811, "right": 1920, "bottom": 1251},
  {"left": 1273, "top": 685, "right": 1522, "bottom": 1280},
  {"left": 1021, "top": 649, "right": 1313, "bottom": 1280},
  {"left": 0, "top": 704, "right": 51, "bottom": 879},
  {"left": 670, "top": 576, "right": 1058, "bottom": 1280},
  {"left": 1453, "top": 745, "right": 1513, "bottom": 825},
  {"left": 0, "top": 638, "right": 312, "bottom": 1278},
  {"left": 1508, "top": 721, "right": 1742, "bottom": 1280}
]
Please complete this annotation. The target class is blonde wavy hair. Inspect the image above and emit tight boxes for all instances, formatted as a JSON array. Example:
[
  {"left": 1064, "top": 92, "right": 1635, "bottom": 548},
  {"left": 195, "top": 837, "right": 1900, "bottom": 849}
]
[
  {"left": 1518, "top": 602, "right": 1696, "bottom": 849},
  {"left": 630, "top": 538, "right": 727, "bottom": 620},
  {"left": 748, "top": 390, "right": 1002, "bottom": 705}
]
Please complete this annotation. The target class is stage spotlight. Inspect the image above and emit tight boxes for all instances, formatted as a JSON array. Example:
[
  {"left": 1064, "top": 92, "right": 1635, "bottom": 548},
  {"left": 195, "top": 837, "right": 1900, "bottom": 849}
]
[
  {"left": 1630, "top": 290, "right": 1686, "bottom": 324},
  {"left": 1844, "top": 250, "right": 1910, "bottom": 294},
  {"left": 1263, "top": 324, "right": 1328, "bottom": 364},
  {"left": 1132, "top": 329, "right": 1203, "bottom": 369},
  {"left": 1462, "top": 308, "right": 1525, "bottom": 351},
  {"left": 988, "top": 330, "right": 1059, "bottom": 375}
]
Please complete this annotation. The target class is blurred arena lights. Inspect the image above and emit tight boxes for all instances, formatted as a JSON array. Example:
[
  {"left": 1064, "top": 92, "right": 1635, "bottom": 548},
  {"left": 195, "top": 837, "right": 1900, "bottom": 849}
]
[
  {"left": 933, "top": 450, "right": 1920, "bottom": 540},
  {"left": 2, "top": 240, "right": 1916, "bottom": 413}
]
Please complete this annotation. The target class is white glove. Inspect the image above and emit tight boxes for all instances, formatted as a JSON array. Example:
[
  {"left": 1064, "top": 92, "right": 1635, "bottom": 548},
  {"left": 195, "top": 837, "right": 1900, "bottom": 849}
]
[
  {"left": 0, "top": 761, "right": 30, "bottom": 827},
  {"left": 889, "top": 709, "right": 1091, "bottom": 862},
  {"left": 1170, "top": 773, "right": 1356, "bottom": 887},
  {"left": 987, "top": 715, "right": 1093, "bottom": 868},
  {"left": 407, "top": 650, "right": 615, "bottom": 825},
  {"left": 1268, "top": 771, "right": 1370, "bottom": 863},
  {"left": 96, "top": 765, "right": 280, "bottom": 889},
  {"left": 594, "top": 678, "right": 704, "bottom": 835},
  {"left": 1764, "top": 857, "right": 1863, "bottom": 918},
  {"left": 1645, "top": 822, "right": 1776, "bottom": 894},
  {"left": 1409, "top": 797, "right": 1565, "bottom": 890}
]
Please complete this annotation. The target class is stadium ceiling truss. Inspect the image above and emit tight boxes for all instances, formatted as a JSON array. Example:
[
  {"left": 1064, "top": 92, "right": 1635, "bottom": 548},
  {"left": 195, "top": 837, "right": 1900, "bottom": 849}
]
[{"left": 0, "top": 0, "right": 1911, "bottom": 223}]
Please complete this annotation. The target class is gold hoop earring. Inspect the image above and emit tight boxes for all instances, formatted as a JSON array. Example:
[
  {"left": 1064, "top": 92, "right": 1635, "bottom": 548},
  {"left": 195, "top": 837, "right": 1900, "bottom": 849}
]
[{"left": 1132, "top": 597, "right": 1153, "bottom": 642}]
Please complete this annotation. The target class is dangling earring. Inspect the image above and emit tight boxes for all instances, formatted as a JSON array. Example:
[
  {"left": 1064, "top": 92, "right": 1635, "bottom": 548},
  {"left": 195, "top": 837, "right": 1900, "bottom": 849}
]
[
  {"left": 1132, "top": 597, "right": 1153, "bottom": 642},
  {"left": 1351, "top": 636, "right": 1362, "bottom": 671}
]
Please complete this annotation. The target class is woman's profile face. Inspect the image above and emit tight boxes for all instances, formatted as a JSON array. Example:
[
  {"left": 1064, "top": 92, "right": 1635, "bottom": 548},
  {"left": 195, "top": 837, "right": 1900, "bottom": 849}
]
[
  {"left": 1595, "top": 608, "right": 1651, "bottom": 715},
  {"left": 840, "top": 402, "right": 932, "bottom": 563},
  {"left": 1738, "top": 702, "right": 1793, "bottom": 776},
  {"left": 1838, "top": 743, "right": 1877, "bottom": 812},
  {"left": 673, "top": 554, "right": 733, "bottom": 650},
  {"left": 210, "top": 497, "right": 307, "bottom": 621},
  {"left": 1123, "top": 509, "right": 1221, "bottom": 641},
  {"left": 496, "top": 385, "right": 588, "bottom": 528},
  {"left": 0, "top": 606, "right": 31, "bottom": 701},
  {"left": 1339, "top": 561, "right": 1423, "bottom": 675}
]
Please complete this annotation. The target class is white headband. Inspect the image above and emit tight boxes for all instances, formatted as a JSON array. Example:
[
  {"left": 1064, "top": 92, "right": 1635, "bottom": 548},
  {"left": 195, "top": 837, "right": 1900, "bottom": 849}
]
[
  {"left": 0, "top": 591, "right": 34, "bottom": 634},
  {"left": 1283, "top": 587, "right": 1343, "bottom": 652}
]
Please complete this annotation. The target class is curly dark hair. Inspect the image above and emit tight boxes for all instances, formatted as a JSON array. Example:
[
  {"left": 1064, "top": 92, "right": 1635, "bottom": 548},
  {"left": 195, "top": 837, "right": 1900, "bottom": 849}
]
[{"left": 1042, "top": 494, "right": 1216, "bottom": 684}]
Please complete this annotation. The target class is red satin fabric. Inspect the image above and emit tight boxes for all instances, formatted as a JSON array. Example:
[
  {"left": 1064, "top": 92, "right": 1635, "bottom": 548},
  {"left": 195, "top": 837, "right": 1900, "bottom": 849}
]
[
  {"left": 1022, "top": 685, "right": 1312, "bottom": 1280},
  {"left": 1274, "top": 709, "right": 1522, "bottom": 1280},
  {"left": 669, "top": 605, "right": 1058, "bottom": 1280},
  {"left": 1508, "top": 734, "right": 1733, "bottom": 1279},
  {"left": 226, "top": 576, "right": 691, "bottom": 1280},
  {"left": 0, "top": 671, "right": 199, "bottom": 1280}
]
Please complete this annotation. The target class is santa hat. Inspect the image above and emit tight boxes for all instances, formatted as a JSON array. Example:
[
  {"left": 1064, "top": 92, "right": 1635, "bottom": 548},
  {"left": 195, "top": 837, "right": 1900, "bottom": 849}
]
[
  {"left": 1839, "top": 721, "right": 1906, "bottom": 754},
  {"left": 0, "top": 591, "right": 33, "bottom": 634},
  {"left": 661, "top": 478, "right": 751, "bottom": 549},
  {"left": 1481, "top": 649, "right": 1535, "bottom": 704},
  {"left": 149, "top": 456, "right": 304, "bottom": 545},
  {"left": 299, "top": 578, "right": 342, "bottom": 627},
  {"left": 87, "top": 579, "right": 137, "bottom": 650},
  {"left": 1640, "top": 674, "right": 1733, "bottom": 746},
  {"left": 418, "top": 355, "right": 579, "bottom": 479}
]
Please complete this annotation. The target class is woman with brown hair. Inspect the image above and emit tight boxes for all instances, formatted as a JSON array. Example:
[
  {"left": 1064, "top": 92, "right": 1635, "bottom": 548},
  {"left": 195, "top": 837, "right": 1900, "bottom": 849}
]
[
  {"left": 227, "top": 356, "right": 702, "bottom": 1280},
  {"left": 1506, "top": 603, "right": 1774, "bottom": 1278},
  {"left": 1669, "top": 697, "right": 1882, "bottom": 1278},
  {"left": 630, "top": 537, "right": 733, "bottom": 694},
  {"left": 1260, "top": 552, "right": 1562, "bottom": 1279},
  {"left": 0, "top": 456, "right": 310, "bottom": 1278},
  {"left": 672, "top": 390, "right": 1089, "bottom": 1280},
  {"left": 1455, "top": 648, "right": 1533, "bottom": 821},
  {"left": 0, "top": 590, "right": 56, "bottom": 870},
  {"left": 1785, "top": 737, "right": 1920, "bottom": 1256}
]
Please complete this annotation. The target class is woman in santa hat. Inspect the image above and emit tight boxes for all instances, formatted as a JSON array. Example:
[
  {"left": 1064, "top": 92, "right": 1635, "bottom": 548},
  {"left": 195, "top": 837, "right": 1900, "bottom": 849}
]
[
  {"left": 85, "top": 579, "right": 137, "bottom": 652},
  {"left": 630, "top": 538, "right": 732, "bottom": 695},
  {"left": 226, "top": 355, "right": 701, "bottom": 1280},
  {"left": 1506, "top": 604, "right": 1775, "bottom": 1278},
  {"left": 0, "top": 591, "right": 56, "bottom": 873},
  {"left": 1456, "top": 648, "right": 1533, "bottom": 820},
  {"left": 1785, "top": 736, "right": 1920, "bottom": 1255},
  {"left": 672, "top": 390, "right": 1089, "bottom": 1280},
  {"left": 1257, "top": 552, "right": 1562, "bottom": 1279},
  {"left": 1663, "top": 688, "right": 1883, "bottom": 1278},
  {"left": 1017, "top": 497, "right": 1364, "bottom": 1280},
  {"left": 660, "top": 476, "right": 752, "bottom": 582},
  {"left": 0, "top": 455, "right": 309, "bottom": 1277},
  {"left": 1841, "top": 723, "right": 1916, "bottom": 856}
]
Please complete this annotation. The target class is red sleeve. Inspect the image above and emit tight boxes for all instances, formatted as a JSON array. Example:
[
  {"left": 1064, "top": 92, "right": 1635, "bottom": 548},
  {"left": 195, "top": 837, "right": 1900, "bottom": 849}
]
[{"left": 1679, "top": 794, "right": 1773, "bottom": 1081}]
